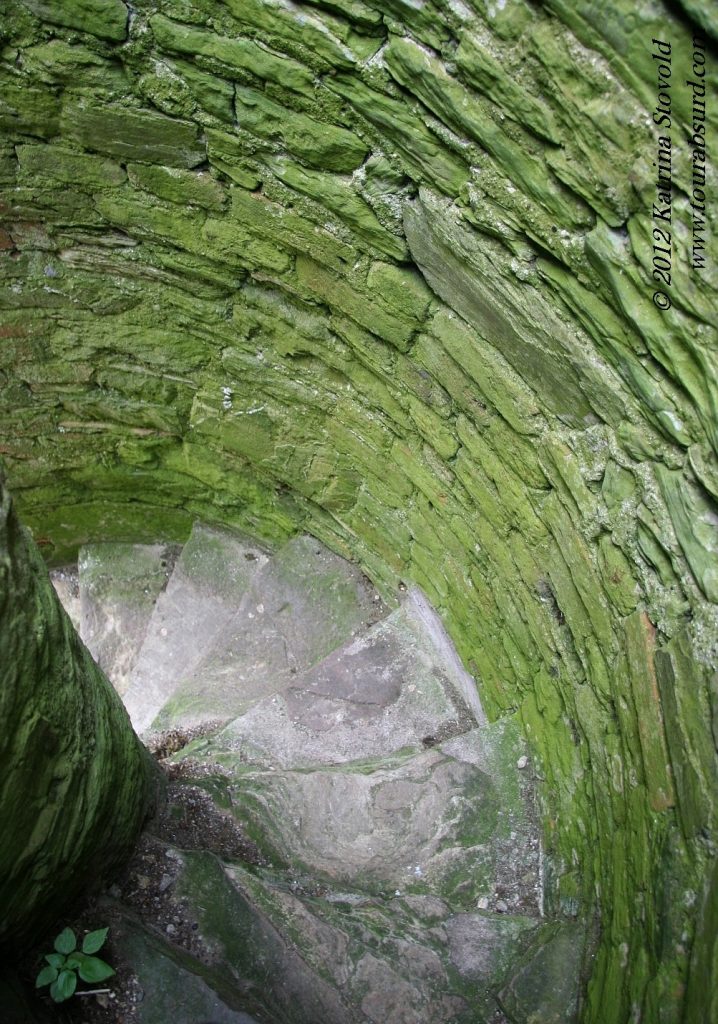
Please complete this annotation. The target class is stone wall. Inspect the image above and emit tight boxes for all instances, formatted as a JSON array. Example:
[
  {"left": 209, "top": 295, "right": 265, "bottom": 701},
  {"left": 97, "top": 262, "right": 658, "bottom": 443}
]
[{"left": 1, "top": 1, "right": 716, "bottom": 1020}]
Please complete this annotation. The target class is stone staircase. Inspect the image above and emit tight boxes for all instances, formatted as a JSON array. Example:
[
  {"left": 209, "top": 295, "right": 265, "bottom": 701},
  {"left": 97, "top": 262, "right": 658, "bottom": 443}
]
[{"left": 51, "top": 524, "right": 585, "bottom": 1024}]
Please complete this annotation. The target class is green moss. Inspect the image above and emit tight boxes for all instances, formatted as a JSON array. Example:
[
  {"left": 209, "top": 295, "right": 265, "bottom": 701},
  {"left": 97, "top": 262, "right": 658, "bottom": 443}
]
[
  {"left": 149, "top": 14, "right": 315, "bottom": 96},
  {"left": 21, "top": 0, "right": 128, "bottom": 40},
  {"left": 235, "top": 85, "right": 368, "bottom": 173},
  {"left": 61, "top": 99, "right": 206, "bottom": 168},
  {"left": 127, "top": 164, "right": 227, "bottom": 211}
]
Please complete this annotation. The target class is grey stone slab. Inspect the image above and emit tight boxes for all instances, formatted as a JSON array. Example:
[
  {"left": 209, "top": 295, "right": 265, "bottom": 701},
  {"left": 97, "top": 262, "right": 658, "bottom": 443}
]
[
  {"left": 151, "top": 534, "right": 384, "bottom": 731},
  {"left": 123, "top": 524, "right": 270, "bottom": 734},
  {"left": 446, "top": 911, "right": 540, "bottom": 985},
  {"left": 243, "top": 534, "right": 384, "bottom": 670},
  {"left": 222, "top": 748, "right": 504, "bottom": 903},
  {"left": 78, "top": 542, "right": 179, "bottom": 696},
  {"left": 174, "top": 851, "right": 477, "bottom": 1024},
  {"left": 216, "top": 600, "right": 475, "bottom": 768}
]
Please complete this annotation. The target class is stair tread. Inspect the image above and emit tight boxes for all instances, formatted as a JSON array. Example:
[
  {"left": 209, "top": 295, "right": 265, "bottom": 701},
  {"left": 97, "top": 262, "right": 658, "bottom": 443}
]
[
  {"left": 77, "top": 542, "right": 179, "bottom": 695},
  {"left": 216, "top": 743, "right": 540, "bottom": 914},
  {"left": 123, "top": 523, "right": 270, "bottom": 733},
  {"left": 149, "top": 534, "right": 385, "bottom": 732},
  {"left": 212, "top": 596, "right": 478, "bottom": 769},
  {"left": 114, "top": 840, "right": 563, "bottom": 1024}
]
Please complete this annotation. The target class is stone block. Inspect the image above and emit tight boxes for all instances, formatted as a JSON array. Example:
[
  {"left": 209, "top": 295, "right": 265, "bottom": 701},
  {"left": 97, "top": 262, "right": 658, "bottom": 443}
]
[
  {"left": 267, "top": 157, "right": 407, "bottom": 260},
  {"left": 127, "top": 164, "right": 226, "bottom": 211},
  {"left": 61, "top": 100, "right": 206, "bottom": 168},
  {"left": 329, "top": 74, "right": 469, "bottom": 196},
  {"left": 223, "top": 0, "right": 358, "bottom": 70},
  {"left": 296, "top": 256, "right": 415, "bottom": 351},
  {"left": 0, "top": 76, "right": 60, "bottom": 138},
  {"left": 498, "top": 920, "right": 585, "bottom": 1023},
  {"left": 22, "top": 0, "right": 128, "bottom": 41},
  {"left": 235, "top": 86, "right": 368, "bottom": 173},
  {"left": 149, "top": 14, "right": 314, "bottom": 96},
  {"left": 16, "top": 143, "right": 126, "bottom": 189},
  {"left": 78, "top": 542, "right": 179, "bottom": 696}
]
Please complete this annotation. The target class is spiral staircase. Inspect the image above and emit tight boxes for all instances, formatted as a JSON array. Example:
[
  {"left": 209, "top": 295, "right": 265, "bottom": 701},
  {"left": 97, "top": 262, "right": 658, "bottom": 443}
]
[{"left": 51, "top": 523, "right": 585, "bottom": 1024}]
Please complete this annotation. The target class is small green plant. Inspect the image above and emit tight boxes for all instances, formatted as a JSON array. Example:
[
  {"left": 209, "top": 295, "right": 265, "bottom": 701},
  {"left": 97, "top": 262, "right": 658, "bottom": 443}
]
[{"left": 35, "top": 927, "right": 115, "bottom": 1002}]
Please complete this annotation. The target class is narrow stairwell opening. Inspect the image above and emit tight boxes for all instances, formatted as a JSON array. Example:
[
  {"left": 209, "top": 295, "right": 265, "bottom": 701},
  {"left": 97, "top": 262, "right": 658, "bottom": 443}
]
[{"left": 47, "top": 523, "right": 582, "bottom": 1024}]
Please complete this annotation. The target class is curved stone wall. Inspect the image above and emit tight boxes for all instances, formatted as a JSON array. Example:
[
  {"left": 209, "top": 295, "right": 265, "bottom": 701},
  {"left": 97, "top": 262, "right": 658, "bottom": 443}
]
[{"left": 1, "top": 1, "right": 716, "bottom": 1020}]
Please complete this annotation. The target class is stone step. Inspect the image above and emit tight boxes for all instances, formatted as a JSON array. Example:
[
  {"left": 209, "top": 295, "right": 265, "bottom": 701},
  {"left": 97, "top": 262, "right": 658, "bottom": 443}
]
[
  {"left": 122, "top": 523, "right": 270, "bottom": 734},
  {"left": 447, "top": 911, "right": 585, "bottom": 1024},
  {"left": 210, "top": 588, "right": 481, "bottom": 770},
  {"left": 177, "top": 714, "right": 541, "bottom": 918},
  {"left": 77, "top": 542, "right": 180, "bottom": 696},
  {"left": 109, "top": 837, "right": 579, "bottom": 1024},
  {"left": 149, "top": 533, "right": 386, "bottom": 732},
  {"left": 186, "top": 851, "right": 471, "bottom": 1024},
  {"left": 219, "top": 746, "right": 540, "bottom": 913}
]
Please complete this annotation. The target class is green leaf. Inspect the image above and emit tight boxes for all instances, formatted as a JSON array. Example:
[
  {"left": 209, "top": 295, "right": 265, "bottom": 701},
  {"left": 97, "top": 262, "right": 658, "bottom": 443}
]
[
  {"left": 50, "top": 970, "right": 77, "bottom": 1003},
  {"left": 54, "top": 928, "right": 76, "bottom": 955},
  {"left": 82, "top": 927, "right": 109, "bottom": 955},
  {"left": 78, "top": 956, "right": 115, "bottom": 983},
  {"left": 35, "top": 965, "right": 58, "bottom": 988},
  {"left": 44, "top": 953, "right": 65, "bottom": 969},
  {"left": 65, "top": 952, "right": 86, "bottom": 970}
]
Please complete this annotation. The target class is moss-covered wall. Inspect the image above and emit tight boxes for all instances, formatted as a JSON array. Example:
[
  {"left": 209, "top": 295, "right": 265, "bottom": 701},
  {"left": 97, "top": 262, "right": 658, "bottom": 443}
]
[
  {"left": 0, "top": 469, "right": 155, "bottom": 951},
  {"left": 1, "top": 1, "right": 717, "bottom": 1020}
]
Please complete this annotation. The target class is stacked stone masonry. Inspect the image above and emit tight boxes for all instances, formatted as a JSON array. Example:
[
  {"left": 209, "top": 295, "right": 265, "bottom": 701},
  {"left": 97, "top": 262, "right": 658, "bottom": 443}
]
[{"left": 0, "top": 1, "right": 717, "bottom": 1021}]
